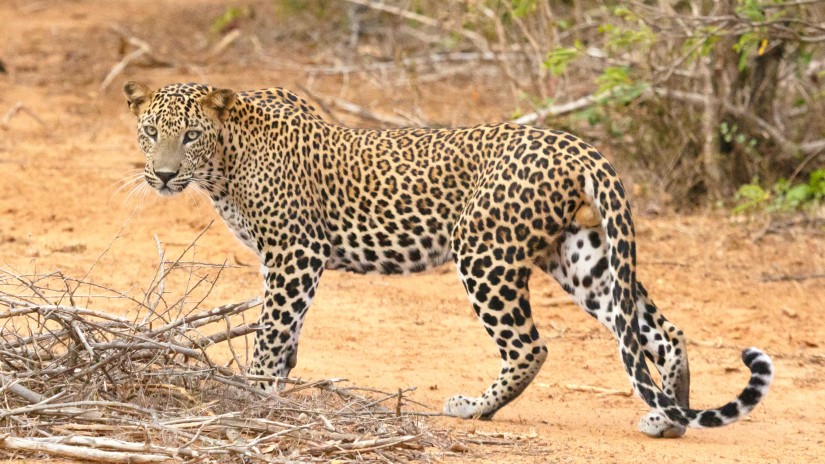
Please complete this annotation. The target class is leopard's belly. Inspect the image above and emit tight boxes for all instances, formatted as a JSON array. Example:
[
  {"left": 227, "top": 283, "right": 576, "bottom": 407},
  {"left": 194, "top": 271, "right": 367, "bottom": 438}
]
[{"left": 324, "top": 225, "right": 454, "bottom": 275}]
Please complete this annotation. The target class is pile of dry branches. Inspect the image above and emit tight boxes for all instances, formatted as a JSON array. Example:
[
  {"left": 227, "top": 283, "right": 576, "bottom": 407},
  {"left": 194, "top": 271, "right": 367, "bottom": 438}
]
[{"left": 0, "top": 236, "right": 461, "bottom": 462}]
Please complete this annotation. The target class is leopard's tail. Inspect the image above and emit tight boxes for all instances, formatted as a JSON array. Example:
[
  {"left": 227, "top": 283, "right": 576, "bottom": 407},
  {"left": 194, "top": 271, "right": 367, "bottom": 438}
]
[{"left": 582, "top": 165, "right": 774, "bottom": 429}]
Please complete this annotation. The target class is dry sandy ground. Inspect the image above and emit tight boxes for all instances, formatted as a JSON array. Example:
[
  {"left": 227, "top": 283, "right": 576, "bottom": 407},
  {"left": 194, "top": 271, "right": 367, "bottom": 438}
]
[{"left": 1, "top": 1, "right": 823, "bottom": 462}]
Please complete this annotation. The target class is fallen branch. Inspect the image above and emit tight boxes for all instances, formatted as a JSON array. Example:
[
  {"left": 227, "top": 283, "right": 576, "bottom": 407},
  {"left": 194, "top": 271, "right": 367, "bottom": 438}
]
[
  {"left": 20, "top": 436, "right": 197, "bottom": 459},
  {"left": 564, "top": 384, "right": 632, "bottom": 397},
  {"left": 343, "top": 0, "right": 490, "bottom": 52},
  {"left": 461, "top": 437, "right": 516, "bottom": 446},
  {"left": 0, "top": 102, "right": 46, "bottom": 129},
  {"left": 0, "top": 374, "right": 47, "bottom": 404},
  {"left": 186, "top": 323, "right": 260, "bottom": 348},
  {"left": 147, "top": 297, "right": 261, "bottom": 337},
  {"left": 205, "top": 29, "right": 242, "bottom": 61},
  {"left": 761, "top": 272, "right": 825, "bottom": 283},
  {"left": 303, "top": 51, "right": 522, "bottom": 76},
  {"left": 298, "top": 87, "right": 414, "bottom": 127},
  {"left": 307, "top": 435, "right": 419, "bottom": 455},
  {"left": 0, "top": 435, "right": 171, "bottom": 463},
  {"left": 100, "top": 39, "right": 149, "bottom": 91},
  {"left": 511, "top": 92, "right": 609, "bottom": 125},
  {"left": 100, "top": 25, "right": 175, "bottom": 91}
]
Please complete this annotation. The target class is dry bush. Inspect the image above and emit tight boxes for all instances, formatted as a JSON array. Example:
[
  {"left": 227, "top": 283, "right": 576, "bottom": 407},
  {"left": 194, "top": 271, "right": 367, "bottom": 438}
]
[{"left": 0, "top": 232, "right": 473, "bottom": 463}]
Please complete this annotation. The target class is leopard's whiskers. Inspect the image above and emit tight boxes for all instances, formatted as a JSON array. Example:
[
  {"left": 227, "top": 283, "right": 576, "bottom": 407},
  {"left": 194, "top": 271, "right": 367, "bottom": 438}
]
[
  {"left": 111, "top": 171, "right": 146, "bottom": 195},
  {"left": 123, "top": 181, "right": 152, "bottom": 210}
]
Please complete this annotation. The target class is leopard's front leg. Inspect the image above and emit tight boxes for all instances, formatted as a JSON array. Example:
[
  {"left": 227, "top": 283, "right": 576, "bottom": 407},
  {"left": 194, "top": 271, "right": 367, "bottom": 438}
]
[{"left": 249, "top": 247, "right": 326, "bottom": 390}]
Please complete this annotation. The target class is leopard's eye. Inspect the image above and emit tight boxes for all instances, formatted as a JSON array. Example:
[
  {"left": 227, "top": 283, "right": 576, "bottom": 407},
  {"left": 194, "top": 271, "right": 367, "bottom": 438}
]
[
  {"left": 143, "top": 126, "right": 158, "bottom": 139},
  {"left": 184, "top": 130, "right": 202, "bottom": 143}
]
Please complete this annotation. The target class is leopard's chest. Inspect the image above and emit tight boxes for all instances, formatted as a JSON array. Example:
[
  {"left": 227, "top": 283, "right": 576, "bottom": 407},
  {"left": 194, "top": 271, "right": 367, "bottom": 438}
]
[{"left": 213, "top": 198, "right": 258, "bottom": 253}]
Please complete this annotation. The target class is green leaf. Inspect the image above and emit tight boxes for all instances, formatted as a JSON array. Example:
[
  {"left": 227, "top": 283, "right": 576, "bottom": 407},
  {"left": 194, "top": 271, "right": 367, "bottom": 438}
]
[
  {"left": 783, "top": 184, "right": 812, "bottom": 207},
  {"left": 543, "top": 46, "right": 579, "bottom": 76},
  {"left": 596, "top": 66, "right": 632, "bottom": 93},
  {"left": 733, "top": 33, "right": 759, "bottom": 72},
  {"left": 773, "top": 178, "right": 791, "bottom": 195},
  {"left": 808, "top": 169, "right": 825, "bottom": 198},
  {"left": 612, "top": 6, "right": 635, "bottom": 21},
  {"left": 511, "top": 0, "right": 537, "bottom": 18},
  {"left": 211, "top": 6, "right": 243, "bottom": 34},
  {"left": 733, "top": 183, "right": 770, "bottom": 214},
  {"left": 735, "top": 0, "right": 765, "bottom": 22}
]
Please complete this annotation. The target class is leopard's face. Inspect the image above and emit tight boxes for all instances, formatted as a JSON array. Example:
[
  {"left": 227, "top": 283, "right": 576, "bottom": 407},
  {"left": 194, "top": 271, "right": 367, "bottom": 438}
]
[
  {"left": 135, "top": 104, "right": 219, "bottom": 196},
  {"left": 124, "top": 81, "right": 235, "bottom": 196}
]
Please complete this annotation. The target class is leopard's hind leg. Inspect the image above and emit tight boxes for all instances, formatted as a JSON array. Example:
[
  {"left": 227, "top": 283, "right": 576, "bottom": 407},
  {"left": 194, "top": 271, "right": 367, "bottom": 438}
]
[
  {"left": 633, "top": 281, "right": 691, "bottom": 437},
  {"left": 442, "top": 186, "right": 556, "bottom": 420},
  {"left": 543, "top": 218, "right": 691, "bottom": 437}
]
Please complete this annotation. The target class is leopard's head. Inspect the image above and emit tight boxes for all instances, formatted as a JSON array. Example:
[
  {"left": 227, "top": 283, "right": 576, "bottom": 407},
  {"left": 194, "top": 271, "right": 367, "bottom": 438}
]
[{"left": 123, "top": 81, "right": 235, "bottom": 196}]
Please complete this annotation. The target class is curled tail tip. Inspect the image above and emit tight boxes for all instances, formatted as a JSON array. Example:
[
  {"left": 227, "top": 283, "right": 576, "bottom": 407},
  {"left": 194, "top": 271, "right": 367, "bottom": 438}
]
[
  {"left": 678, "top": 347, "right": 774, "bottom": 430},
  {"left": 742, "top": 347, "right": 765, "bottom": 363},
  {"left": 742, "top": 347, "right": 774, "bottom": 379},
  {"left": 736, "top": 346, "right": 773, "bottom": 415}
]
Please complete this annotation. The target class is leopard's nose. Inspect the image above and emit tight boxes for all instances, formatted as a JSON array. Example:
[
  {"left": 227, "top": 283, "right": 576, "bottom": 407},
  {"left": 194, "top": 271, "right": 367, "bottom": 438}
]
[{"left": 155, "top": 170, "right": 178, "bottom": 185}]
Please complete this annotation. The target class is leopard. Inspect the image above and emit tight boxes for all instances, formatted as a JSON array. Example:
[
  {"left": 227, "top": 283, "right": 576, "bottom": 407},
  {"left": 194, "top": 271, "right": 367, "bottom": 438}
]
[{"left": 123, "top": 81, "right": 774, "bottom": 438}]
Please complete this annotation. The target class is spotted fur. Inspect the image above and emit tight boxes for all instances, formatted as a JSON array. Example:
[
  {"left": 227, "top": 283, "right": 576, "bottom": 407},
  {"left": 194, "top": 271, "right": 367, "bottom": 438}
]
[{"left": 124, "top": 81, "right": 773, "bottom": 437}]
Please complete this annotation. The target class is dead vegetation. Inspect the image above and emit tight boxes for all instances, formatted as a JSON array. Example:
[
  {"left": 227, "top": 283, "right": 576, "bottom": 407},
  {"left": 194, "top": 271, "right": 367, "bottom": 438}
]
[{"left": 0, "top": 232, "right": 470, "bottom": 463}]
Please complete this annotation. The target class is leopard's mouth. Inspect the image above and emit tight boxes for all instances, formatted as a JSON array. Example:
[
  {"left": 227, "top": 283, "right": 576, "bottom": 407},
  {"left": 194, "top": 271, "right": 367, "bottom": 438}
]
[
  {"left": 146, "top": 178, "right": 190, "bottom": 197},
  {"left": 156, "top": 185, "right": 182, "bottom": 197}
]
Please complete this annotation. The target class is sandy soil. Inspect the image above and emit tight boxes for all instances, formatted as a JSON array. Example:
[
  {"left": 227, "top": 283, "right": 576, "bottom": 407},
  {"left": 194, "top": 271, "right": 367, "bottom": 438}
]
[{"left": 1, "top": 1, "right": 824, "bottom": 462}]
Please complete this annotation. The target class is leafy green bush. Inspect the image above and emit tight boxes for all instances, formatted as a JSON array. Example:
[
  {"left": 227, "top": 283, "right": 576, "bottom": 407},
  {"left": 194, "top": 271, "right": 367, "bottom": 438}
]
[{"left": 734, "top": 169, "right": 825, "bottom": 213}]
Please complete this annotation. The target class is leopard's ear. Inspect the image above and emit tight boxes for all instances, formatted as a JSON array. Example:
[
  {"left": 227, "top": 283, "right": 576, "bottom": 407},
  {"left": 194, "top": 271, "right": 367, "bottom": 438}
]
[
  {"left": 200, "top": 88, "right": 236, "bottom": 122},
  {"left": 123, "top": 81, "right": 153, "bottom": 116}
]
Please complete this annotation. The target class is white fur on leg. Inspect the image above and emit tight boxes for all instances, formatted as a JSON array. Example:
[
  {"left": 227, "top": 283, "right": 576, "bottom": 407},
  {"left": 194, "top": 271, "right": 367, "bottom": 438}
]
[
  {"left": 638, "top": 411, "right": 686, "bottom": 438},
  {"left": 443, "top": 395, "right": 482, "bottom": 419}
]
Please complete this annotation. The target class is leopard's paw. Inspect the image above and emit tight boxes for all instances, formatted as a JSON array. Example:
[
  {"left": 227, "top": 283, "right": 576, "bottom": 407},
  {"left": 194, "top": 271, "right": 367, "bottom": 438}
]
[
  {"left": 443, "top": 395, "right": 482, "bottom": 419},
  {"left": 638, "top": 411, "right": 686, "bottom": 438}
]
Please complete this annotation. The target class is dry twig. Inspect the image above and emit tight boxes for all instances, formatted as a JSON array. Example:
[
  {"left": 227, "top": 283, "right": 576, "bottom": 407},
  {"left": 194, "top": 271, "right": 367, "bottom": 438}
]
[
  {"left": 342, "top": 0, "right": 490, "bottom": 52},
  {"left": 297, "top": 86, "right": 415, "bottom": 127},
  {"left": 760, "top": 272, "right": 825, "bottom": 283},
  {"left": 0, "top": 435, "right": 171, "bottom": 463},
  {"left": 564, "top": 384, "right": 632, "bottom": 397},
  {"left": 0, "top": 102, "right": 46, "bottom": 129},
  {"left": 100, "top": 25, "right": 176, "bottom": 91}
]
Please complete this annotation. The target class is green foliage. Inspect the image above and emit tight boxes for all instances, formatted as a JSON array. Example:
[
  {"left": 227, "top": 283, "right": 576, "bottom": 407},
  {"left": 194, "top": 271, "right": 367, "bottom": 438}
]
[
  {"left": 574, "top": 105, "right": 605, "bottom": 127},
  {"left": 543, "top": 45, "right": 580, "bottom": 76},
  {"left": 734, "top": 169, "right": 825, "bottom": 213},
  {"left": 720, "top": 122, "right": 759, "bottom": 157},
  {"left": 210, "top": 5, "right": 254, "bottom": 34},
  {"left": 732, "top": 33, "right": 759, "bottom": 71},
  {"left": 598, "top": 12, "right": 654, "bottom": 54},
  {"left": 682, "top": 25, "right": 722, "bottom": 60},
  {"left": 733, "top": 183, "right": 772, "bottom": 213},
  {"left": 595, "top": 67, "right": 648, "bottom": 106},
  {"left": 274, "top": 0, "right": 333, "bottom": 19},
  {"left": 736, "top": 0, "right": 767, "bottom": 22},
  {"left": 511, "top": 0, "right": 537, "bottom": 18},
  {"left": 732, "top": 0, "right": 787, "bottom": 71},
  {"left": 596, "top": 66, "right": 631, "bottom": 93},
  {"left": 608, "top": 82, "right": 649, "bottom": 105}
]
